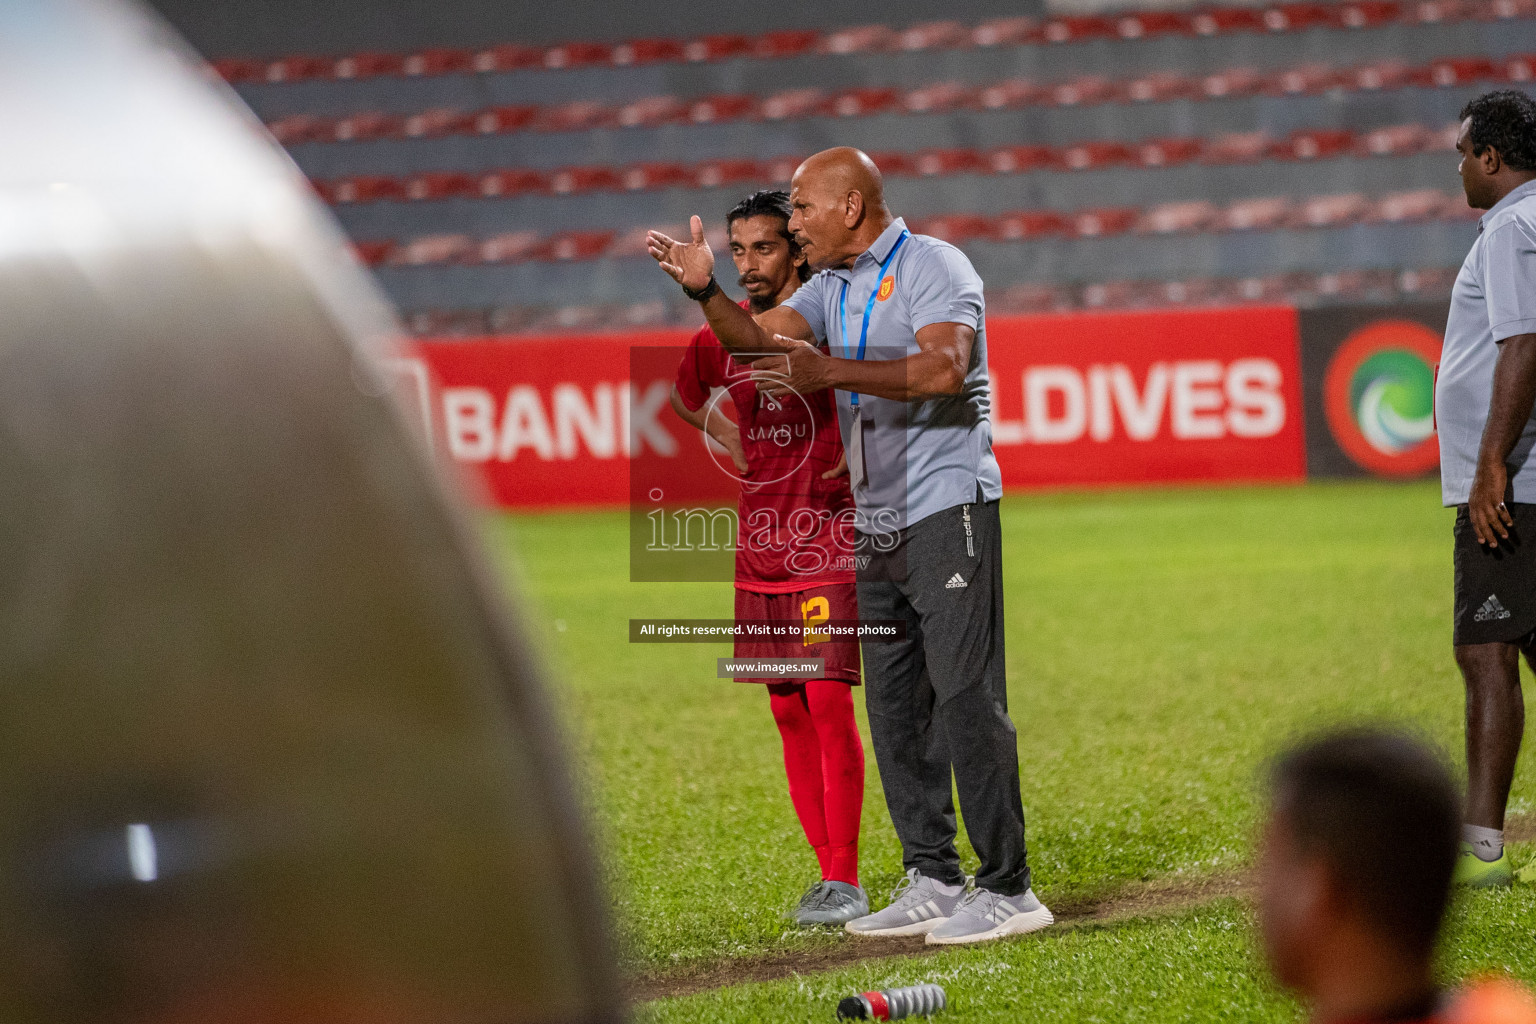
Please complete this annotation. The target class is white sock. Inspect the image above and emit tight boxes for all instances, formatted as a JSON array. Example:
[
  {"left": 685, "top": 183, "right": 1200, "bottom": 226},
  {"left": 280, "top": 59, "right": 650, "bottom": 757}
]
[
  {"left": 930, "top": 878, "right": 963, "bottom": 897},
  {"left": 1463, "top": 824, "right": 1504, "bottom": 862}
]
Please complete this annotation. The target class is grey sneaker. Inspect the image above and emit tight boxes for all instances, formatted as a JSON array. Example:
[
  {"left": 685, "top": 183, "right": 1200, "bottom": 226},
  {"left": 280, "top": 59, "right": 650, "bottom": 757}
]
[
  {"left": 844, "top": 869, "right": 968, "bottom": 937},
  {"left": 793, "top": 880, "right": 869, "bottom": 926},
  {"left": 925, "top": 886, "right": 1053, "bottom": 945}
]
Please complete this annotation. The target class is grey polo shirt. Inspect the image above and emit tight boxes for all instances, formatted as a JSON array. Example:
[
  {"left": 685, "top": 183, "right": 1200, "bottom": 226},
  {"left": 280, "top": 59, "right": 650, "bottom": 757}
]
[
  {"left": 1438, "top": 178, "right": 1536, "bottom": 506},
  {"left": 783, "top": 217, "right": 1003, "bottom": 533}
]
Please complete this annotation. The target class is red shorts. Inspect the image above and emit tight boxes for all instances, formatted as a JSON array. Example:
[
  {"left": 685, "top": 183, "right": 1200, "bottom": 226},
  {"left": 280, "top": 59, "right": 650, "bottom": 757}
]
[{"left": 732, "top": 582, "right": 861, "bottom": 685}]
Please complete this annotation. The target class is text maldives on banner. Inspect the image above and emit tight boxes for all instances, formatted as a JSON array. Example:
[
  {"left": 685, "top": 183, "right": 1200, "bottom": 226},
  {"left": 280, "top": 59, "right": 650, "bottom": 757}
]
[{"left": 985, "top": 306, "right": 1306, "bottom": 486}]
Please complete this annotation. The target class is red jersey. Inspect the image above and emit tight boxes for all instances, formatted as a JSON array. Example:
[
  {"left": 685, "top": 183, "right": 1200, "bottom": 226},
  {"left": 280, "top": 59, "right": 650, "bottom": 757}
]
[{"left": 673, "top": 311, "right": 856, "bottom": 592}]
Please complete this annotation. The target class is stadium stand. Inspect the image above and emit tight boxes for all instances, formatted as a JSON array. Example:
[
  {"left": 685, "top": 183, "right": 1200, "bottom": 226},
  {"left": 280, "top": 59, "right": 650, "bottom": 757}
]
[{"left": 214, "top": 0, "right": 1536, "bottom": 332}]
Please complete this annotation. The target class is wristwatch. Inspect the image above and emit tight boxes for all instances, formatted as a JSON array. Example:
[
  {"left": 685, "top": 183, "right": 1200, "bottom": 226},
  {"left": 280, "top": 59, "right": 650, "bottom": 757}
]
[{"left": 682, "top": 276, "right": 720, "bottom": 302}]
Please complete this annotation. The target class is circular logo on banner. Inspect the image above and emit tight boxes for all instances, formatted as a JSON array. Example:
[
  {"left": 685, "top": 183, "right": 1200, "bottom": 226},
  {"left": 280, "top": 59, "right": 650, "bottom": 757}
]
[{"left": 1322, "top": 320, "right": 1442, "bottom": 477}]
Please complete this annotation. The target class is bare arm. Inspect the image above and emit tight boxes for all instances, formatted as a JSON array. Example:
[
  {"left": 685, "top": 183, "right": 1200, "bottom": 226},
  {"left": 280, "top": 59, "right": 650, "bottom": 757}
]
[
  {"left": 1469, "top": 333, "right": 1536, "bottom": 547},
  {"left": 669, "top": 385, "right": 747, "bottom": 474},
  {"left": 752, "top": 321, "right": 974, "bottom": 402},
  {"left": 648, "top": 216, "right": 814, "bottom": 352}
]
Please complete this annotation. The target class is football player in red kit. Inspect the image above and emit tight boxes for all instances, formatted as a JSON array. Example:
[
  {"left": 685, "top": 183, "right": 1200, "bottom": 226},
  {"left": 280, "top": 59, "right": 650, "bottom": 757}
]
[{"left": 670, "top": 190, "right": 868, "bottom": 926}]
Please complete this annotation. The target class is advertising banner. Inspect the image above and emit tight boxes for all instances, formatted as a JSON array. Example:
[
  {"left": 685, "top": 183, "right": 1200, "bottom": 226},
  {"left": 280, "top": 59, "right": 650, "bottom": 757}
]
[
  {"left": 1297, "top": 303, "right": 1450, "bottom": 479},
  {"left": 405, "top": 305, "right": 1310, "bottom": 509}
]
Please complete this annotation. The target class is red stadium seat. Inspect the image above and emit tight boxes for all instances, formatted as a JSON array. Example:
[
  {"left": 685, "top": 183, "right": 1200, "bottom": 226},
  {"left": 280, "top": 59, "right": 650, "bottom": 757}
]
[
  {"left": 543, "top": 231, "right": 617, "bottom": 262},
  {"left": 1426, "top": 122, "right": 1462, "bottom": 150},
  {"left": 1041, "top": 15, "right": 1116, "bottom": 42},
  {"left": 1136, "top": 136, "right": 1205, "bottom": 166},
  {"left": 991, "top": 282, "right": 1073, "bottom": 313},
  {"left": 1409, "top": 0, "right": 1471, "bottom": 23},
  {"left": 683, "top": 34, "right": 754, "bottom": 61},
  {"left": 472, "top": 43, "right": 544, "bottom": 73},
  {"left": 1272, "top": 128, "right": 1356, "bottom": 160},
  {"left": 474, "top": 105, "right": 539, "bottom": 135},
  {"left": 688, "top": 94, "right": 759, "bottom": 124},
  {"left": 1116, "top": 11, "right": 1195, "bottom": 38},
  {"left": 1262, "top": 3, "right": 1340, "bottom": 31},
  {"left": 993, "top": 211, "right": 1069, "bottom": 240},
  {"left": 264, "top": 55, "right": 332, "bottom": 83},
  {"left": 1356, "top": 123, "right": 1432, "bottom": 156},
  {"left": 1266, "top": 63, "right": 1343, "bottom": 95},
  {"left": 911, "top": 215, "right": 991, "bottom": 243},
  {"left": 479, "top": 231, "right": 543, "bottom": 263},
  {"left": 352, "top": 240, "right": 395, "bottom": 266},
  {"left": 913, "top": 148, "right": 986, "bottom": 175},
  {"left": 1397, "top": 266, "right": 1460, "bottom": 295},
  {"left": 1202, "top": 131, "right": 1274, "bottom": 164},
  {"left": 1201, "top": 67, "right": 1266, "bottom": 98},
  {"left": 405, "top": 171, "right": 476, "bottom": 201},
  {"left": 606, "top": 226, "right": 664, "bottom": 259},
  {"left": 1080, "top": 280, "right": 1149, "bottom": 309},
  {"left": 334, "top": 51, "right": 405, "bottom": 79},
  {"left": 212, "top": 57, "right": 265, "bottom": 82},
  {"left": 1072, "top": 208, "right": 1140, "bottom": 237},
  {"left": 403, "top": 47, "right": 474, "bottom": 76},
  {"left": 1061, "top": 140, "right": 1134, "bottom": 170},
  {"left": 1122, "top": 71, "right": 1198, "bottom": 102},
  {"left": 818, "top": 24, "right": 897, "bottom": 54},
  {"left": 611, "top": 38, "right": 686, "bottom": 66},
  {"left": 1221, "top": 274, "right": 1297, "bottom": 304},
  {"left": 392, "top": 233, "right": 474, "bottom": 266},
  {"left": 616, "top": 95, "right": 687, "bottom": 128},
  {"left": 1049, "top": 76, "right": 1115, "bottom": 106},
  {"left": 541, "top": 41, "right": 612, "bottom": 70},
  {"left": 1339, "top": 0, "right": 1404, "bottom": 26},
  {"left": 755, "top": 29, "right": 821, "bottom": 58},
  {"left": 402, "top": 107, "right": 472, "bottom": 138},
  {"left": 622, "top": 161, "right": 696, "bottom": 191},
  {"left": 971, "top": 16, "right": 1039, "bottom": 46},
  {"left": 986, "top": 145, "right": 1060, "bottom": 173},
  {"left": 478, "top": 168, "right": 552, "bottom": 198},
  {"left": 903, "top": 81, "right": 979, "bottom": 113},
  {"left": 1155, "top": 277, "right": 1225, "bottom": 306},
  {"left": 1137, "top": 201, "right": 1221, "bottom": 234},
  {"left": 549, "top": 166, "right": 623, "bottom": 195},
  {"left": 977, "top": 79, "right": 1038, "bottom": 110},
  {"left": 331, "top": 175, "right": 406, "bottom": 204},
  {"left": 762, "top": 89, "right": 824, "bottom": 120},
  {"left": 267, "top": 114, "right": 331, "bottom": 145},
  {"left": 1219, "top": 197, "right": 1294, "bottom": 230},
  {"left": 1192, "top": 7, "right": 1267, "bottom": 33},
  {"left": 331, "top": 111, "right": 402, "bottom": 142},
  {"left": 1290, "top": 192, "right": 1371, "bottom": 228},
  {"left": 867, "top": 151, "right": 918, "bottom": 176},
  {"left": 1503, "top": 53, "right": 1536, "bottom": 81},
  {"left": 898, "top": 21, "right": 971, "bottom": 50},
  {"left": 763, "top": 154, "right": 804, "bottom": 182},
  {"left": 695, "top": 159, "right": 763, "bottom": 188},
  {"left": 536, "top": 100, "right": 614, "bottom": 133},
  {"left": 1315, "top": 269, "right": 1396, "bottom": 300},
  {"left": 1368, "top": 188, "right": 1454, "bottom": 222},
  {"left": 1348, "top": 59, "right": 1415, "bottom": 90},
  {"left": 1420, "top": 56, "right": 1497, "bottom": 85},
  {"left": 824, "top": 87, "right": 902, "bottom": 117}
]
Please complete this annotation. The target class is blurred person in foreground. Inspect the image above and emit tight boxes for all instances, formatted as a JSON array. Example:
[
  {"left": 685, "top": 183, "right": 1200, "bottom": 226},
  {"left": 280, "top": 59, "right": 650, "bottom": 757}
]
[
  {"left": 1437, "top": 89, "right": 1536, "bottom": 888},
  {"left": 1260, "top": 729, "right": 1536, "bottom": 1024},
  {"left": 650, "top": 148, "right": 1049, "bottom": 945},
  {"left": 669, "top": 190, "right": 868, "bottom": 927}
]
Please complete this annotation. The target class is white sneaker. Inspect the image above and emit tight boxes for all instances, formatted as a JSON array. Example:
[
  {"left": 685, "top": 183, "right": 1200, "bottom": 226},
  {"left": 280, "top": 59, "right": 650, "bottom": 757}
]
[
  {"left": 844, "top": 869, "right": 968, "bottom": 937},
  {"left": 924, "top": 886, "right": 1053, "bottom": 945}
]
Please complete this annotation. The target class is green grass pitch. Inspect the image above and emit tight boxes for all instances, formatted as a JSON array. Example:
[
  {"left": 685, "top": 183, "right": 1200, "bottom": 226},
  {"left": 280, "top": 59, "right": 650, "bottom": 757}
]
[{"left": 488, "top": 480, "right": 1536, "bottom": 1023}]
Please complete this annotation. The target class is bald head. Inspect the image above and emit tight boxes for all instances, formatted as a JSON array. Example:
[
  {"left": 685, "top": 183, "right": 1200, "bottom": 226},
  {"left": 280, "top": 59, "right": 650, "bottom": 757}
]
[{"left": 786, "top": 147, "right": 895, "bottom": 270}]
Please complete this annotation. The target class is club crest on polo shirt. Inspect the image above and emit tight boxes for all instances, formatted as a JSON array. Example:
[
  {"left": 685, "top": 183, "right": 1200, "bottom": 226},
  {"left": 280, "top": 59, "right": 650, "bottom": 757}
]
[{"left": 877, "top": 276, "right": 895, "bottom": 301}]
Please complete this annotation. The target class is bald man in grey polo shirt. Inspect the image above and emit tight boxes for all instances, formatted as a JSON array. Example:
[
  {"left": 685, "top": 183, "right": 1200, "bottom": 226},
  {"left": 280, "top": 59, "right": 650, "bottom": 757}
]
[
  {"left": 649, "top": 148, "right": 1051, "bottom": 945},
  {"left": 1436, "top": 90, "right": 1536, "bottom": 889}
]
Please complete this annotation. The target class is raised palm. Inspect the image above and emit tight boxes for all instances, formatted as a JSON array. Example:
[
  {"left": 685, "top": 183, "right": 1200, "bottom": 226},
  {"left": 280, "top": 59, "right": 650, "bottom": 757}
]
[{"left": 646, "top": 215, "right": 716, "bottom": 293}]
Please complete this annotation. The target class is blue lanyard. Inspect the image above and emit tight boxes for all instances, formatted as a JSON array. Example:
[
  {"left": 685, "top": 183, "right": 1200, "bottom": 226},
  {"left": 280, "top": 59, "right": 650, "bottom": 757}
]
[{"left": 838, "top": 230, "right": 910, "bottom": 409}]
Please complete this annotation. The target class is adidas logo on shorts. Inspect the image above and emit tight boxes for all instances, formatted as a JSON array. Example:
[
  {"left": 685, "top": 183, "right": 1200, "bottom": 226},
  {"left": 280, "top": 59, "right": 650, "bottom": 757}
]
[
  {"left": 1474, "top": 595, "right": 1513, "bottom": 622},
  {"left": 945, "top": 573, "right": 968, "bottom": 589}
]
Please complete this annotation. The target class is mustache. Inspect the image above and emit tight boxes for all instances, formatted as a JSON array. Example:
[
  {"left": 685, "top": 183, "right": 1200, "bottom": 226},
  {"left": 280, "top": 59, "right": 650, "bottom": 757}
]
[{"left": 738, "top": 273, "right": 769, "bottom": 288}]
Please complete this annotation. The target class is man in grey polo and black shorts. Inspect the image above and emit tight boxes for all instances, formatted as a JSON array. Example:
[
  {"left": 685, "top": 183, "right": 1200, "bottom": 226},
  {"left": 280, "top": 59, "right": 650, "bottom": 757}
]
[
  {"left": 648, "top": 147, "right": 1051, "bottom": 945},
  {"left": 1436, "top": 90, "right": 1536, "bottom": 889}
]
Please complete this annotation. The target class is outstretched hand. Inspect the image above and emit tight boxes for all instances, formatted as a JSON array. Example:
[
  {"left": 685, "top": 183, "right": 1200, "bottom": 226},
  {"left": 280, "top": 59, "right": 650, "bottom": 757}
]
[{"left": 647, "top": 216, "right": 716, "bottom": 294}]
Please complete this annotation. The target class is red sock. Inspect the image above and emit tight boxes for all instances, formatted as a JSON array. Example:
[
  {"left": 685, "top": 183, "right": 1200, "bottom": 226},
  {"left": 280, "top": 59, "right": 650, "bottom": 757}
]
[
  {"left": 805, "top": 679, "right": 864, "bottom": 887},
  {"left": 768, "top": 683, "right": 829, "bottom": 864}
]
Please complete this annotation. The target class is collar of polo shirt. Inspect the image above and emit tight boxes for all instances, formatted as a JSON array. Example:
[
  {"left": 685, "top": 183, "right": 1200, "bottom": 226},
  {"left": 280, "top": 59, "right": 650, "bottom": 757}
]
[
  {"left": 829, "top": 218, "right": 909, "bottom": 281},
  {"left": 1479, "top": 179, "right": 1536, "bottom": 234}
]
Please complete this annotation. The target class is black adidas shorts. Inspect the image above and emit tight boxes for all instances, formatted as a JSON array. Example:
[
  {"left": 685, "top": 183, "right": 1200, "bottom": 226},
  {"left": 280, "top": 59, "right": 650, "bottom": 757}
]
[{"left": 1453, "top": 502, "right": 1536, "bottom": 646}]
